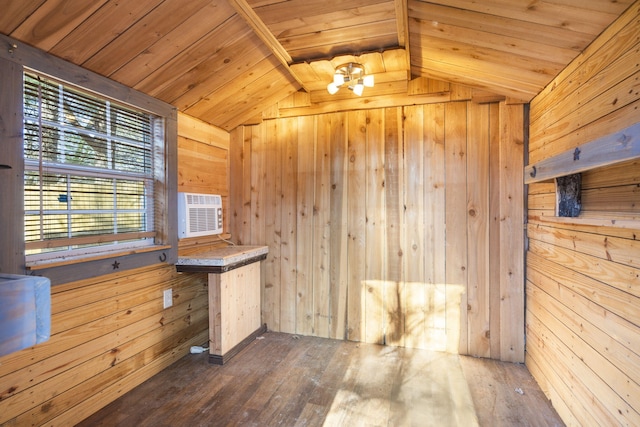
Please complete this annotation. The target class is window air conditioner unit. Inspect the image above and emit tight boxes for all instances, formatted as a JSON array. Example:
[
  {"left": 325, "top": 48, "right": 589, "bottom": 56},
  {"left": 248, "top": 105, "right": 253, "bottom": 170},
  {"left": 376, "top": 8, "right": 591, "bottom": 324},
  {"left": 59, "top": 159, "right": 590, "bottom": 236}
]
[{"left": 178, "top": 192, "right": 223, "bottom": 238}]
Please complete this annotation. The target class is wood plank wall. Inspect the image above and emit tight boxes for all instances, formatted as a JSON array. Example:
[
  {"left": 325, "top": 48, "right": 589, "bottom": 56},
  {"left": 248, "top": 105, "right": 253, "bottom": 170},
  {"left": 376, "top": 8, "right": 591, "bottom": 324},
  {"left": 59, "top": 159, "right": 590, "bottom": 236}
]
[
  {"left": 176, "top": 112, "right": 233, "bottom": 255},
  {"left": 229, "top": 100, "right": 525, "bottom": 362},
  {"left": 526, "top": 2, "right": 640, "bottom": 426},
  {"left": 0, "top": 112, "right": 225, "bottom": 426}
]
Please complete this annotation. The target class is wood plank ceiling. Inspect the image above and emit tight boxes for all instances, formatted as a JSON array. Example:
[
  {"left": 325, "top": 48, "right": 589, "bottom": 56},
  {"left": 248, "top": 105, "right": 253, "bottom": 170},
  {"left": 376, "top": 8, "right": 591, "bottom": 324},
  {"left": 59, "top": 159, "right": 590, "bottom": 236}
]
[{"left": 0, "top": 0, "right": 633, "bottom": 131}]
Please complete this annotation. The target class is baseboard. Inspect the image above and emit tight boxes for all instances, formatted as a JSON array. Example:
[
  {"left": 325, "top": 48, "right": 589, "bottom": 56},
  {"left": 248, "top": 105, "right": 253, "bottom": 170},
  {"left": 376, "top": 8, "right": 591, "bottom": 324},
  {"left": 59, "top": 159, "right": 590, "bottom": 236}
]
[{"left": 208, "top": 323, "right": 268, "bottom": 365}]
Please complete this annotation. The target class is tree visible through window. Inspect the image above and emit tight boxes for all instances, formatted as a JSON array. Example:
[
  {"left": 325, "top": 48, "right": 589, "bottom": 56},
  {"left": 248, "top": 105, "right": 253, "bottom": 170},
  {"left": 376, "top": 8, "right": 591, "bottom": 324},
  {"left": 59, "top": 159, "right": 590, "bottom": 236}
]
[{"left": 23, "top": 72, "right": 158, "bottom": 259}]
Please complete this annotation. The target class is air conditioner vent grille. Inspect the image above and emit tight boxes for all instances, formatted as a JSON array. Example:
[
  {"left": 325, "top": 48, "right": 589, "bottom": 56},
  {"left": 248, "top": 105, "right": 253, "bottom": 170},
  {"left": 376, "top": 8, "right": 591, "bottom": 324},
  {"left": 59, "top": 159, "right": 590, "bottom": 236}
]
[
  {"left": 186, "top": 194, "right": 221, "bottom": 205},
  {"left": 178, "top": 192, "right": 223, "bottom": 238}
]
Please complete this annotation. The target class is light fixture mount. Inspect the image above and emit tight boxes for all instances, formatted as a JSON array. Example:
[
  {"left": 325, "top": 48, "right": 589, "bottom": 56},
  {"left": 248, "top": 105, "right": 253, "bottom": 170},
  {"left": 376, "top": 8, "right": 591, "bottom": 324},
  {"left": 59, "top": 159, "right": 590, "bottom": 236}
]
[{"left": 327, "top": 62, "right": 374, "bottom": 96}]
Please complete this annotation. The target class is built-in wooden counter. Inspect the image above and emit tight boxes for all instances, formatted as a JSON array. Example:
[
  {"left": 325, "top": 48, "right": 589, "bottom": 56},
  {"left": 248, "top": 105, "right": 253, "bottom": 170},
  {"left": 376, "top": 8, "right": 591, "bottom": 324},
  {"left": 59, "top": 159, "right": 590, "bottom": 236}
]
[{"left": 176, "top": 245, "right": 268, "bottom": 364}]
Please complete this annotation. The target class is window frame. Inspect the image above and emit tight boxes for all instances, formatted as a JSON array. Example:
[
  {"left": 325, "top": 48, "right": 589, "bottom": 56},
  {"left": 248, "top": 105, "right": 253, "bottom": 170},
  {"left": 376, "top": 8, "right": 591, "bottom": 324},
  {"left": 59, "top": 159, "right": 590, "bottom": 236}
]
[{"left": 0, "top": 35, "right": 177, "bottom": 285}]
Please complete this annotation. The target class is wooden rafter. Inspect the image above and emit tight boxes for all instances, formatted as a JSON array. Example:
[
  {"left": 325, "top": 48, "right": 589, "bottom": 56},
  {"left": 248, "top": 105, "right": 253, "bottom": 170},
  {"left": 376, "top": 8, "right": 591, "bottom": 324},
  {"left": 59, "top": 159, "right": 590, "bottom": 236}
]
[
  {"left": 394, "top": 0, "right": 411, "bottom": 73},
  {"left": 226, "top": 0, "right": 309, "bottom": 92}
]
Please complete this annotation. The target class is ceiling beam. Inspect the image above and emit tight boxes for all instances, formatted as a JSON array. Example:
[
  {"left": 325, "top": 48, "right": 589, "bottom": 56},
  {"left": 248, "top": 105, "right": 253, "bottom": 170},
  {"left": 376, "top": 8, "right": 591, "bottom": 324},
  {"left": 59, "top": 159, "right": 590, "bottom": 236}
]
[
  {"left": 394, "top": 0, "right": 411, "bottom": 73},
  {"left": 226, "top": 0, "right": 309, "bottom": 92},
  {"left": 274, "top": 91, "right": 452, "bottom": 119}
]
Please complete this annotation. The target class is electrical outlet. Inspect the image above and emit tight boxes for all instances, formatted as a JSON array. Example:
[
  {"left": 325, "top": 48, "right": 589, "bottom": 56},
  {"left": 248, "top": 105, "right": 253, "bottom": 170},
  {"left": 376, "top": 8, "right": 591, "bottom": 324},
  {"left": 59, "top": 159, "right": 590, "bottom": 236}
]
[{"left": 163, "top": 288, "right": 173, "bottom": 309}]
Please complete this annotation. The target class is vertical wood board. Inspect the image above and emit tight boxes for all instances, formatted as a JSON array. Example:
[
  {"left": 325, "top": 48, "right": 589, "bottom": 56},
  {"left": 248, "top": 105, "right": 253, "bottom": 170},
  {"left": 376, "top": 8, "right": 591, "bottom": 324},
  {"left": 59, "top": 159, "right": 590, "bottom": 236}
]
[
  {"left": 329, "top": 113, "right": 349, "bottom": 340},
  {"left": 383, "top": 107, "right": 405, "bottom": 347},
  {"left": 279, "top": 117, "right": 298, "bottom": 333},
  {"left": 364, "top": 109, "right": 386, "bottom": 345},
  {"left": 403, "top": 105, "right": 427, "bottom": 349},
  {"left": 296, "top": 115, "right": 316, "bottom": 335},
  {"left": 444, "top": 101, "right": 469, "bottom": 354},
  {"left": 346, "top": 110, "right": 367, "bottom": 342},
  {"left": 314, "top": 115, "right": 332, "bottom": 338},
  {"left": 499, "top": 102, "right": 525, "bottom": 363},
  {"left": 466, "top": 102, "right": 491, "bottom": 357},
  {"left": 263, "top": 119, "right": 282, "bottom": 331},
  {"left": 424, "top": 103, "right": 447, "bottom": 352}
]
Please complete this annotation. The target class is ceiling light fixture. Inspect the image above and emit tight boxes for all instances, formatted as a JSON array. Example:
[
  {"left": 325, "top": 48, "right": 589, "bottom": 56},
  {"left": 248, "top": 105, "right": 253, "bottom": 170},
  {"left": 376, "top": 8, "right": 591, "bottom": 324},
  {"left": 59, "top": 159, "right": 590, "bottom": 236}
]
[{"left": 326, "top": 62, "right": 374, "bottom": 96}]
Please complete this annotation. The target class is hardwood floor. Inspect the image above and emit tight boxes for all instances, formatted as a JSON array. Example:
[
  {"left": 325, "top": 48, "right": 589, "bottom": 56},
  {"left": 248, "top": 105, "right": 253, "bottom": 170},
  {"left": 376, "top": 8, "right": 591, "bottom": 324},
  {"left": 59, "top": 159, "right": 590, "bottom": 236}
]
[{"left": 77, "top": 332, "right": 564, "bottom": 426}]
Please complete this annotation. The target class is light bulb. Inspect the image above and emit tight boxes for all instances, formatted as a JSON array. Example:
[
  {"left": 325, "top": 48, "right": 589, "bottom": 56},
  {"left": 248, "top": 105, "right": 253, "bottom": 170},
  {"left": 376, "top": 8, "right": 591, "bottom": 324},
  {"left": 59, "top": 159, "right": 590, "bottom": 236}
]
[
  {"left": 353, "top": 82, "right": 364, "bottom": 96},
  {"left": 363, "top": 74, "right": 374, "bottom": 87},
  {"left": 327, "top": 82, "right": 340, "bottom": 95},
  {"left": 333, "top": 73, "right": 345, "bottom": 86}
]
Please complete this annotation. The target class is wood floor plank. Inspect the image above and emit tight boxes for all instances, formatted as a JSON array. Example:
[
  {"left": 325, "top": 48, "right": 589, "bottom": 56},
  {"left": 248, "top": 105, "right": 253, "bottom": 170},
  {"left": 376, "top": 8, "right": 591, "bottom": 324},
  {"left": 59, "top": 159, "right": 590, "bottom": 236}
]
[
  {"left": 459, "top": 355, "right": 565, "bottom": 426},
  {"left": 77, "top": 332, "right": 564, "bottom": 427}
]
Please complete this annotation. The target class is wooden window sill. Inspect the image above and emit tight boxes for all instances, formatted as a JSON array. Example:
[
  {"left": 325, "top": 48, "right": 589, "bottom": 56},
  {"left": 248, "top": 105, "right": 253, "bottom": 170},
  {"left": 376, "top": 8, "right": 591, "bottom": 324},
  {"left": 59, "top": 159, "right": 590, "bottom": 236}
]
[{"left": 26, "top": 245, "right": 172, "bottom": 270}]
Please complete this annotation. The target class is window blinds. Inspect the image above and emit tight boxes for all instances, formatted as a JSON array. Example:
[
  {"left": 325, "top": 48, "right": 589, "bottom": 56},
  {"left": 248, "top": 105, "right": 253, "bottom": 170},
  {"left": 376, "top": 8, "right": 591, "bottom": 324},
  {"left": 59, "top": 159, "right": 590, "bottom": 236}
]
[{"left": 23, "top": 72, "right": 156, "bottom": 255}]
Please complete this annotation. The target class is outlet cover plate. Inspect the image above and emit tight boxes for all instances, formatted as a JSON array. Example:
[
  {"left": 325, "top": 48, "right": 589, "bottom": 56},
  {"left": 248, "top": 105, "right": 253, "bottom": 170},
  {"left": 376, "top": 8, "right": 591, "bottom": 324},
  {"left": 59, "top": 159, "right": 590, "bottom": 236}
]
[{"left": 163, "top": 289, "right": 172, "bottom": 308}]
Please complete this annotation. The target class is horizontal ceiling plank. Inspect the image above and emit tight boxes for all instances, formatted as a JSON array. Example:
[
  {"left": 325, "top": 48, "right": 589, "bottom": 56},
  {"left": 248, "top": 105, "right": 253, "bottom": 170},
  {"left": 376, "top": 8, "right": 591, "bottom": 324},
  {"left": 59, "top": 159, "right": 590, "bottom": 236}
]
[
  {"left": 411, "top": 34, "right": 560, "bottom": 89},
  {"left": 224, "top": 85, "right": 301, "bottom": 130},
  {"left": 0, "top": 1, "right": 47, "bottom": 35},
  {"left": 81, "top": 0, "right": 211, "bottom": 76},
  {"left": 410, "top": 17, "right": 577, "bottom": 65},
  {"left": 252, "top": 0, "right": 394, "bottom": 24},
  {"left": 266, "top": 3, "right": 396, "bottom": 38},
  {"left": 422, "top": 0, "right": 625, "bottom": 35},
  {"left": 410, "top": 61, "right": 536, "bottom": 102},
  {"left": 185, "top": 56, "right": 289, "bottom": 118},
  {"left": 11, "top": 0, "right": 109, "bottom": 51},
  {"left": 281, "top": 20, "right": 398, "bottom": 53},
  {"left": 50, "top": 0, "right": 164, "bottom": 65},
  {"left": 205, "top": 66, "right": 300, "bottom": 130},
  {"left": 134, "top": 17, "right": 253, "bottom": 98},
  {"left": 170, "top": 40, "right": 273, "bottom": 110},
  {"left": 520, "top": 0, "right": 634, "bottom": 15},
  {"left": 112, "top": 2, "right": 236, "bottom": 89},
  {"left": 409, "top": 1, "right": 592, "bottom": 51}
]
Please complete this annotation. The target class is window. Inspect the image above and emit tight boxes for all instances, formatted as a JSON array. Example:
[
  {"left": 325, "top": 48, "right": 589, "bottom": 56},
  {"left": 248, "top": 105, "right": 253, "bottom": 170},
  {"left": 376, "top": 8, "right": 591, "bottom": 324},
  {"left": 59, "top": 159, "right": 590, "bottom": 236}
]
[
  {"left": 23, "top": 72, "right": 160, "bottom": 262},
  {"left": 0, "top": 39, "right": 176, "bottom": 282}
]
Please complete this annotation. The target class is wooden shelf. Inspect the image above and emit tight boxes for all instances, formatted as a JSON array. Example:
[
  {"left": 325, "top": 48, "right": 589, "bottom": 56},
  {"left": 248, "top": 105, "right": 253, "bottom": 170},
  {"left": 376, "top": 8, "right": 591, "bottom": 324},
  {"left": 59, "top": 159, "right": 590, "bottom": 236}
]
[{"left": 525, "top": 122, "right": 640, "bottom": 185}]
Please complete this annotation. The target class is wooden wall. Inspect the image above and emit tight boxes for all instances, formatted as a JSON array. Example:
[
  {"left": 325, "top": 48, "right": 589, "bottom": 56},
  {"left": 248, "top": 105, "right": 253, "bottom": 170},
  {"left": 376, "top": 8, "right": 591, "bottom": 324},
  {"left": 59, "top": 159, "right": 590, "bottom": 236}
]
[
  {"left": 526, "top": 2, "right": 640, "bottom": 426},
  {"left": 229, "top": 100, "right": 525, "bottom": 362},
  {"left": 176, "top": 113, "right": 233, "bottom": 255},
  {"left": 0, "top": 112, "right": 226, "bottom": 426}
]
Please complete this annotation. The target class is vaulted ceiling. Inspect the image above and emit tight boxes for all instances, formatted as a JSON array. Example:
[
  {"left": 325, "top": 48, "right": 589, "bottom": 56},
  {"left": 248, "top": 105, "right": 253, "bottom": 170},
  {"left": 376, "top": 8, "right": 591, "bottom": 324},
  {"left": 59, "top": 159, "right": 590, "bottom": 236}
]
[{"left": 0, "top": 0, "right": 633, "bottom": 131}]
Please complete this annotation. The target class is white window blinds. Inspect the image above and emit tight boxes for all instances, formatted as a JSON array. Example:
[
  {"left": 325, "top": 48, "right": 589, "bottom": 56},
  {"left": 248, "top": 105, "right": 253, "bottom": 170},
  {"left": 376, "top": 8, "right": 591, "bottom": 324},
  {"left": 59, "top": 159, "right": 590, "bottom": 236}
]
[{"left": 23, "top": 72, "right": 157, "bottom": 256}]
